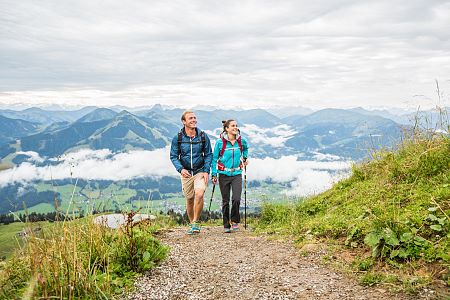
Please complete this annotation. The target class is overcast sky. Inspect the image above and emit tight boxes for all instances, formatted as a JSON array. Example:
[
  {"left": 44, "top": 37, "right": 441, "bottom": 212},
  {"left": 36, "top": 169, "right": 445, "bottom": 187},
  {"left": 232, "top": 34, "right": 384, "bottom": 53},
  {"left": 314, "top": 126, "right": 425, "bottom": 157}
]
[{"left": 1, "top": 0, "right": 450, "bottom": 109}]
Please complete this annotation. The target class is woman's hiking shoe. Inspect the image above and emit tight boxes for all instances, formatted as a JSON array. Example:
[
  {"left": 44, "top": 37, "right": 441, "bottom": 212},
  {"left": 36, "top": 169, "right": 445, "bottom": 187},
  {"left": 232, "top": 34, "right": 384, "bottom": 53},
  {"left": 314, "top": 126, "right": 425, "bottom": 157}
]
[
  {"left": 187, "top": 227, "right": 195, "bottom": 235},
  {"left": 224, "top": 227, "right": 231, "bottom": 233},
  {"left": 232, "top": 223, "right": 239, "bottom": 231}
]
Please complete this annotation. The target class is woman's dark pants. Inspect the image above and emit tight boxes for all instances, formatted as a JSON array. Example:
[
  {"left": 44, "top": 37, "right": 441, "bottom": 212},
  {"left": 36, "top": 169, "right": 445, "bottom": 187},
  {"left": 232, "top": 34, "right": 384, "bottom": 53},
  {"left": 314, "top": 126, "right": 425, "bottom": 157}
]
[{"left": 219, "top": 174, "right": 242, "bottom": 228}]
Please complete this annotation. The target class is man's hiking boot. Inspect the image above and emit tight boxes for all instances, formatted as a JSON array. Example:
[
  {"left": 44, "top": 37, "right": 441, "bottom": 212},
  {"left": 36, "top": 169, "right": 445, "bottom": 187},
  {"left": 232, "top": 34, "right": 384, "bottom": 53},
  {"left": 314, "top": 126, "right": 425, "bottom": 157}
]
[
  {"left": 191, "top": 222, "right": 201, "bottom": 234},
  {"left": 232, "top": 223, "right": 239, "bottom": 232},
  {"left": 224, "top": 227, "right": 231, "bottom": 233},
  {"left": 186, "top": 222, "right": 200, "bottom": 235}
]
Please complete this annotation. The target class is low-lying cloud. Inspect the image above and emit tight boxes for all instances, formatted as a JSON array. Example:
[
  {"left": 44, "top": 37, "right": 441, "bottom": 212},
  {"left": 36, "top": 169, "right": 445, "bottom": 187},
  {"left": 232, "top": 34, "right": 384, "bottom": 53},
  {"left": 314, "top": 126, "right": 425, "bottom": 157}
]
[
  {"left": 240, "top": 124, "right": 297, "bottom": 148},
  {"left": 204, "top": 124, "right": 297, "bottom": 149},
  {"left": 205, "top": 124, "right": 297, "bottom": 149},
  {"left": 0, "top": 147, "right": 178, "bottom": 187},
  {"left": 285, "top": 170, "right": 349, "bottom": 197},
  {"left": 0, "top": 148, "right": 351, "bottom": 197},
  {"left": 247, "top": 155, "right": 349, "bottom": 182},
  {"left": 247, "top": 155, "right": 350, "bottom": 196}
]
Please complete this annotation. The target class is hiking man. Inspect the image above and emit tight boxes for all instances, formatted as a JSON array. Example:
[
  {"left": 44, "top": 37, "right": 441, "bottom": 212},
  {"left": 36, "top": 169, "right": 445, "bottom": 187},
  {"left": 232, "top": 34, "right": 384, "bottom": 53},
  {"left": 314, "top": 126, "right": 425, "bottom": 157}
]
[{"left": 170, "top": 110, "right": 212, "bottom": 234}]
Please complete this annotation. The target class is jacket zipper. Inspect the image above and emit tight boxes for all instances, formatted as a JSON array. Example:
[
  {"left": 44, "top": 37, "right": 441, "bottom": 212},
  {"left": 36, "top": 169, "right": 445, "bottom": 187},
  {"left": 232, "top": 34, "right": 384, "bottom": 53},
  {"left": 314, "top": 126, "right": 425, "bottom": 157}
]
[
  {"left": 231, "top": 143, "right": 234, "bottom": 175},
  {"left": 190, "top": 137, "right": 193, "bottom": 176}
]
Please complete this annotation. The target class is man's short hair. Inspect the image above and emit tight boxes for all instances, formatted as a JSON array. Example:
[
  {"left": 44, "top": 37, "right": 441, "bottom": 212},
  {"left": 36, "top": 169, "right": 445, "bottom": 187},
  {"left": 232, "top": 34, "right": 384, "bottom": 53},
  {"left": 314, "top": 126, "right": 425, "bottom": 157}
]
[{"left": 181, "top": 110, "right": 194, "bottom": 121}]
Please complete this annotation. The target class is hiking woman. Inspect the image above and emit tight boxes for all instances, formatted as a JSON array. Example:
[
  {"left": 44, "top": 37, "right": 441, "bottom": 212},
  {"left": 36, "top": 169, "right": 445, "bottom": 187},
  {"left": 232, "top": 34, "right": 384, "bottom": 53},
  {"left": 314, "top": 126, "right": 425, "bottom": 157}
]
[{"left": 211, "top": 120, "right": 248, "bottom": 233}]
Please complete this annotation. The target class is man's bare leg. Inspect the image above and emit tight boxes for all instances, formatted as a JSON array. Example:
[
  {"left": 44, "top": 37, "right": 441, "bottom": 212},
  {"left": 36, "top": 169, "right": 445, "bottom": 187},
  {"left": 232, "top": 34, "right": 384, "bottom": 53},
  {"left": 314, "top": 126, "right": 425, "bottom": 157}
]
[
  {"left": 186, "top": 197, "right": 194, "bottom": 223},
  {"left": 192, "top": 189, "right": 205, "bottom": 222}
]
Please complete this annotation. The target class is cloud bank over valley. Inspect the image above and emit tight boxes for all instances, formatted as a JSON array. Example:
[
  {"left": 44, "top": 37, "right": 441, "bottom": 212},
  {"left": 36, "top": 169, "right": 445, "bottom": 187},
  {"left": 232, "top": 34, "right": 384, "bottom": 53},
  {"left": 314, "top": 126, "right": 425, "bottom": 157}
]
[{"left": 0, "top": 148, "right": 351, "bottom": 197}]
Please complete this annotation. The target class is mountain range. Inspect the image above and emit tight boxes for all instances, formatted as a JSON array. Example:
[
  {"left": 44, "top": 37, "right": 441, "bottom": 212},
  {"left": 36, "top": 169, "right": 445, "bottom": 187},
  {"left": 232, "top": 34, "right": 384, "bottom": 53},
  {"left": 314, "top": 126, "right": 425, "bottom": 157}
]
[
  {"left": 0, "top": 106, "right": 98, "bottom": 126},
  {"left": 0, "top": 115, "right": 40, "bottom": 146},
  {"left": 0, "top": 105, "right": 418, "bottom": 163}
]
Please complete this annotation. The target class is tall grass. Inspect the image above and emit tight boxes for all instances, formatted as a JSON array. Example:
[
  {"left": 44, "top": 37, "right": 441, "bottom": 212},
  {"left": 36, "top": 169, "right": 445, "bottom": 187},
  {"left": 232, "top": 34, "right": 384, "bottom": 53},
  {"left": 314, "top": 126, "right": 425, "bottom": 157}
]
[
  {"left": 256, "top": 105, "right": 449, "bottom": 290},
  {"left": 0, "top": 211, "right": 169, "bottom": 299}
]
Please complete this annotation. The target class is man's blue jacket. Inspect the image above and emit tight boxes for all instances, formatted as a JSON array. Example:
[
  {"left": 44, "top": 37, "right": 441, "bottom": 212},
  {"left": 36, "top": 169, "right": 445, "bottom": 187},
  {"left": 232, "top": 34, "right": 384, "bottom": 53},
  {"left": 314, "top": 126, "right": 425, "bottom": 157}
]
[{"left": 170, "top": 127, "right": 212, "bottom": 175}]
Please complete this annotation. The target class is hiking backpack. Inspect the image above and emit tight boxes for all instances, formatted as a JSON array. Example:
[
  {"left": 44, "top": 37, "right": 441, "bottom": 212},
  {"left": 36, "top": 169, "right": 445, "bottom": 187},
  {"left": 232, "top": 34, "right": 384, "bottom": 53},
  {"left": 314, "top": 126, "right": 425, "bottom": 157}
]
[
  {"left": 219, "top": 136, "right": 243, "bottom": 157},
  {"left": 177, "top": 130, "right": 206, "bottom": 159},
  {"left": 216, "top": 136, "right": 244, "bottom": 171}
]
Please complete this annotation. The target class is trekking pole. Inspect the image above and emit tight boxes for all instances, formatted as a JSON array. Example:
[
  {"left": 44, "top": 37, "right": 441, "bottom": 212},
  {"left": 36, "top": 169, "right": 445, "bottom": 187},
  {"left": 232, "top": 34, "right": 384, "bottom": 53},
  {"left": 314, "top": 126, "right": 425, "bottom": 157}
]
[
  {"left": 244, "top": 164, "right": 247, "bottom": 230},
  {"left": 208, "top": 184, "right": 216, "bottom": 222}
]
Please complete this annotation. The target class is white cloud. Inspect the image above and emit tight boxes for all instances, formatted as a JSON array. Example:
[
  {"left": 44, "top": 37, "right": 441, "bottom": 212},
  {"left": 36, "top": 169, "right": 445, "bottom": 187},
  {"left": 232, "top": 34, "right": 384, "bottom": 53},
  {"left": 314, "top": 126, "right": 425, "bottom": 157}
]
[
  {"left": 247, "top": 155, "right": 351, "bottom": 196},
  {"left": 0, "top": 147, "right": 178, "bottom": 187},
  {"left": 311, "top": 151, "right": 341, "bottom": 161},
  {"left": 57, "top": 148, "right": 112, "bottom": 162},
  {"left": 203, "top": 128, "right": 221, "bottom": 141},
  {"left": 240, "top": 124, "right": 297, "bottom": 147},
  {"left": 1, "top": 147, "right": 350, "bottom": 197},
  {"left": 16, "top": 151, "right": 45, "bottom": 163},
  {"left": 247, "top": 155, "right": 350, "bottom": 182},
  {"left": 285, "top": 169, "right": 348, "bottom": 197},
  {"left": 287, "top": 170, "right": 334, "bottom": 197}
]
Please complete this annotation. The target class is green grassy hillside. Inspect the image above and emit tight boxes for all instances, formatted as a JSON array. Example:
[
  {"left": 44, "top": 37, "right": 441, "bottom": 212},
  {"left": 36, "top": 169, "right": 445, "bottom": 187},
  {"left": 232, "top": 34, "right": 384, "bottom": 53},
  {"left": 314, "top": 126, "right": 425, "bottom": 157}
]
[
  {"left": 0, "top": 223, "right": 26, "bottom": 259},
  {"left": 257, "top": 134, "right": 449, "bottom": 291}
]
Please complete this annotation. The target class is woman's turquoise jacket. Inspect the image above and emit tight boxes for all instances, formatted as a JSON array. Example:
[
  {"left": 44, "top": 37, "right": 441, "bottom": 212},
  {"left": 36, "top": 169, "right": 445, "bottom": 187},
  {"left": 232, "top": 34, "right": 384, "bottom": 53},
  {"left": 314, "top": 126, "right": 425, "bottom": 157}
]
[{"left": 211, "top": 132, "right": 248, "bottom": 177}]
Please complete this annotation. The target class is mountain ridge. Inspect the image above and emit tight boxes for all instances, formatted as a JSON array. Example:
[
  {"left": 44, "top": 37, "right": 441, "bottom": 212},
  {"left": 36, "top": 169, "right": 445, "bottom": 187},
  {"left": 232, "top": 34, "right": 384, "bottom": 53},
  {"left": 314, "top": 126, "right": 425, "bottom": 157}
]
[{"left": 0, "top": 106, "right": 406, "bottom": 161}]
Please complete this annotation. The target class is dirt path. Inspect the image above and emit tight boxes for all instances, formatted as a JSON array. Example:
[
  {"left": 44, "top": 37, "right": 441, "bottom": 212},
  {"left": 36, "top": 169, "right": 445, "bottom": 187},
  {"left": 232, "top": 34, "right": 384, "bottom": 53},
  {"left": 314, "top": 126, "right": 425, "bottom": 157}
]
[{"left": 127, "top": 226, "right": 420, "bottom": 300}]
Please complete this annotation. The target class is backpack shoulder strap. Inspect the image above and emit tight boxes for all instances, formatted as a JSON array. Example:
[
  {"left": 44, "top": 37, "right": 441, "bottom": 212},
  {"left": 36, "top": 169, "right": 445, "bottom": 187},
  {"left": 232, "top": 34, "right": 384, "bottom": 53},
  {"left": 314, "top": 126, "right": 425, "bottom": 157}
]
[
  {"left": 200, "top": 131, "right": 206, "bottom": 154},
  {"left": 219, "top": 137, "right": 227, "bottom": 157},
  {"left": 237, "top": 136, "right": 243, "bottom": 153},
  {"left": 177, "top": 131, "right": 182, "bottom": 158}
]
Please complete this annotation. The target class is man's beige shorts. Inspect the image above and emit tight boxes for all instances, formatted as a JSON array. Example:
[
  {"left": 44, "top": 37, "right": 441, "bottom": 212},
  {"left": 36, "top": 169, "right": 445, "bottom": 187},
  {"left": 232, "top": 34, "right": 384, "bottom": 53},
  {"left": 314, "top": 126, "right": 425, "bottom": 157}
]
[{"left": 180, "top": 172, "right": 207, "bottom": 200}]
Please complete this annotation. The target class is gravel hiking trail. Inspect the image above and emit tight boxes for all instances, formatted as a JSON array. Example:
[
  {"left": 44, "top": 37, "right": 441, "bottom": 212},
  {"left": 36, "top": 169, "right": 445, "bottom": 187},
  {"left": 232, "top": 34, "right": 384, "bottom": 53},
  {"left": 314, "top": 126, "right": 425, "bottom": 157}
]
[{"left": 127, "top": 226, "right": 428, "bottom": 300}]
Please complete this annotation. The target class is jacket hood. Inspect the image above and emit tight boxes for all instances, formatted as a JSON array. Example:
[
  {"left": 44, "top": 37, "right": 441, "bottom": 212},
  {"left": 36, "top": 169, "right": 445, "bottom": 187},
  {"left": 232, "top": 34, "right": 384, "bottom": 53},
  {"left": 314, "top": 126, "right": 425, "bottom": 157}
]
[{"left": 219, "top": 130, "right": 241, "bottom": 141}]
